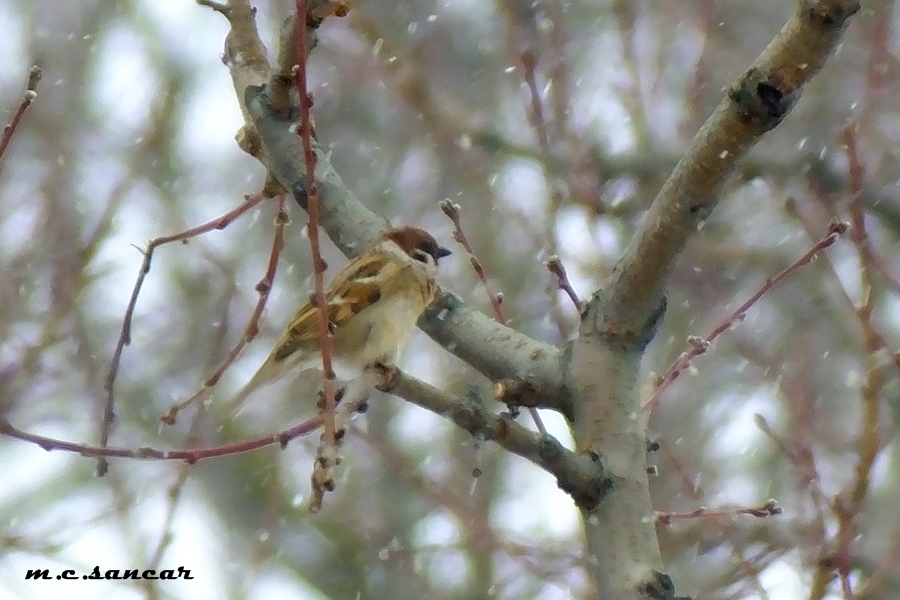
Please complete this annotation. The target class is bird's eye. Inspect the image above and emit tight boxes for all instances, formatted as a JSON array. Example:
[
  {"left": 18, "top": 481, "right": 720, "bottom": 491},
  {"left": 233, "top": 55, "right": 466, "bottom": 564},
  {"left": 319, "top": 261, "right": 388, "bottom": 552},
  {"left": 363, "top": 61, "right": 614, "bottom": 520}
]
[{"left": 412, "top": 249, "right": 430, "bottom": 263}]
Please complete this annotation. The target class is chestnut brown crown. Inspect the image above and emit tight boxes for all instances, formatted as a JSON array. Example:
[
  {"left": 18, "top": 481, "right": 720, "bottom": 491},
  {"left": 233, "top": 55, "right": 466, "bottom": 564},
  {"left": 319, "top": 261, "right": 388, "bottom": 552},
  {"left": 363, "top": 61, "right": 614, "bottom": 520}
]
[{"left": 383, "top": 226, "right": 452, "bottom": 265}]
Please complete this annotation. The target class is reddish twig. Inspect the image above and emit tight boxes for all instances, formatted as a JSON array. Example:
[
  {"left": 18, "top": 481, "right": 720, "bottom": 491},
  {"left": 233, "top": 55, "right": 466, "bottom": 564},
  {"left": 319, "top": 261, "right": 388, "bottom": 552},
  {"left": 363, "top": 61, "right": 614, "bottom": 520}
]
[
  {"left": 643, "top": 221, "right": 849, "bottom": 415},
  {"left": 2, "top": 412, "right": 323, "bottom": 463},
  {"left": 439, "top": 199, "right": 509, "bottom": 324},
  {"left": 656, "top": 499, "right": 782, "bottom": 525},
  {"left": 795, "top": 197, "right": 900, "bottom": 384},
  {"left": 520, "top": 51, "right": 582, "bottom": 339},
  {"left": 544, "top": 255, "right": 585, "bottom": 315},
  {"left": 832, "top": 121, "right": 881, "bottom": 599},
  {"left": 610, "top": 4, "right": 651, "bottom": 149},
  {"left": 148, "top": 403, "right": 212, "bottom": 572},
  {"left": 787, "top": 175, "right": 900, "bottom": 600},
  {"left": 439, "top": 199, "right": 547, "bottom": 435},
  {"left": 0, "top": 66, "right": 41, "bottom": 166},
  {"left": 99, "top": 192, "right": 268, "bottom": 475},
  {"left": 293, "top": 0, "right": 341, "bottom": 508},
  {"left": 520, "top": 53, "right": 552, "bottom": 165},
  {"left": 353, "top": 427, "right": 580, "bottom": 579},
  {"left": 843, "top": 120, "right": 878, "bottom": 292},
  {"left": 160, "top": 195, "right": 288, "bottom": 425},
  {"left": 293, "top": 0, "right": 336, "bottom": 442},
  {"left": 520, "top": 48, "right": 574, "bottom": 217},
  {"left": 737, "top": 343, "right": 832, "bottom": 543},
  {"left": 856, "top": 519, "right": 900, "bottom": 598},
  {"left": 653, "top": 434, "right": 771, "bottom": 596},
  {"left": 148, "top": 292, "right": 241, "bottom": 574}
]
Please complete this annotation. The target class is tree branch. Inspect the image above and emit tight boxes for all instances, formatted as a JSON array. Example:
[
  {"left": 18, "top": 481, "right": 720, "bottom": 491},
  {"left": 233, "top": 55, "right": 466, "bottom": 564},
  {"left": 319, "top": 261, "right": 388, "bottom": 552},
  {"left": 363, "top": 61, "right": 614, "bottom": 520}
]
[
  {"left": 244, "top": 87, "right": 567, "bottom": 412},
  {"left": 0, "top": 66, "right": 41, "bottom": 167},
  {"left": 192, "top": 1, "right": 570, "bottom": 414},
  {"left": 371, "top": 364, "right": 611, "bottom": 510},
  {"left": 569, "top": 2, "right": 860, "bottom": 599},
  {"left": 597, "top": 1, "right": 860, "bottom": 334}
]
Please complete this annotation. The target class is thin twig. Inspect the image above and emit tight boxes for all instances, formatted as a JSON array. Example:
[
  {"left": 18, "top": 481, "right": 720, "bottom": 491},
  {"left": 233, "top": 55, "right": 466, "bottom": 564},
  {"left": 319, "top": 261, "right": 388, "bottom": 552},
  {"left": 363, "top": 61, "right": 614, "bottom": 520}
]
[
  {"left": 738, "top": 341, "right": 831, "bottom": 543},
  {"left": 439, "top": 199, "right": 508, "bottom": 323},
  {"left": 307, "top": 381, "right": 372, "bottom": 512},
  {"left": 293, "top": 0, "right": 337, "bottom": 443},
  {"left": 654, "top": 432, "right": 772, "bottom": 598},
  {"left": 610, "top": 3, "right": 652, "bottom": 149},
  {"left": 831, "top": 121, "right": 881, "bottom": 599},
  {"left": 148, "top": 291, "right": 237, "bottom": 575},
  {"left": 656, "top": 499, "right": 782, "bottom": 525},
  {"left": 2, "top": 412, "right": 323, "bottom": 463},
  {"left": 795, "top": 197, "right": 900, "bottom": 384},
  {"left": 147, "top": 406, "right": 209, "bottom": 571},
  {"left": 520, "top": 51, "right": 575, "bottom": 339},
  {"left": 353, "top": 427, "right": 579, "bottom": 580},
  {"left": 439, "top": 199, "right": 547, "bottom": 435},
  {"left": 520, "top": 53, "right": 552, "bottom": 174},
  {"left": 160, "top": 195, "right": 288, "bottom": 425},
  {"left": 643, "top": 221, "right": 849, "bottom": 415},
  {"left": 0, "top": 66, "right": 42, "bottom": 166},
  {"left": 99, "top": 192, "right": 267, "bottom": 475},
  {"left": 789, "top": 174, "right": 900, "bottom": 600},
  {"left": 856, "top": 518, "right": 900, "bottom": 598},
  {"left": 544, "top": 254, "right": 585, "bottom": 315},
  {"left": 292, "top": 0, "right": 342, "bottom": 509},
  {"left": 519, "top": 47, "right": 572, "bottom": 219}
]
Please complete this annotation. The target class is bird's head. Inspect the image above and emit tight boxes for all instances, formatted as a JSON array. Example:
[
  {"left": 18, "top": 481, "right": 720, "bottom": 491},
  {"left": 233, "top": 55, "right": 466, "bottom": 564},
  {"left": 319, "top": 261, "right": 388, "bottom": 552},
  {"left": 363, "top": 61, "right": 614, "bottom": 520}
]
[{"left": 383, "top": 226, "right": 452, "bottom": 267}]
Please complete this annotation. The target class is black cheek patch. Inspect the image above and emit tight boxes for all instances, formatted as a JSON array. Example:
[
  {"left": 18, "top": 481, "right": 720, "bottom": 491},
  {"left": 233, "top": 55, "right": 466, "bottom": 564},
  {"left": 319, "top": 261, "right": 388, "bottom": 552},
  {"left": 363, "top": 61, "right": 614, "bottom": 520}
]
[{"left": 366, "top": 288, "right": 382, "bottom": 305}]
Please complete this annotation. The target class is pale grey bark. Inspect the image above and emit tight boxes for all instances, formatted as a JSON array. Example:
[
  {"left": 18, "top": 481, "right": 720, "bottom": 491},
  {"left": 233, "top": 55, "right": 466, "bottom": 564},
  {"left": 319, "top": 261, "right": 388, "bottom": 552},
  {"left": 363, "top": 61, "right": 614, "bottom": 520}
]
[
  {"left": 569, "top": 2, "right": 860, "bottom": 598},
  {"left": 204, "top": 1, "right": 860, "bottom": 598}
]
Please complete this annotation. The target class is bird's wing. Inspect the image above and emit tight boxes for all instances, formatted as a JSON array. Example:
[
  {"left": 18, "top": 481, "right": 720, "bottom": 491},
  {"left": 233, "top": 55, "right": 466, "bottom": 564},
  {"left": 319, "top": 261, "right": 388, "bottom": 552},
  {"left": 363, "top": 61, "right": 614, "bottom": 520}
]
[{"left": 270, "top": 250, "right": 402, "bottom": 363}]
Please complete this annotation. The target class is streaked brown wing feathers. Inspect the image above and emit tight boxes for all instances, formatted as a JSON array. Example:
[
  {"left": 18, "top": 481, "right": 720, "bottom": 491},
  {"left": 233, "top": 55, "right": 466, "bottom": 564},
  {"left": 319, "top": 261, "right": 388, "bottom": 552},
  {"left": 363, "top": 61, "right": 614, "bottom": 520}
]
[{"left": 271, "top": 254, "right": 393, "bottom": 363}]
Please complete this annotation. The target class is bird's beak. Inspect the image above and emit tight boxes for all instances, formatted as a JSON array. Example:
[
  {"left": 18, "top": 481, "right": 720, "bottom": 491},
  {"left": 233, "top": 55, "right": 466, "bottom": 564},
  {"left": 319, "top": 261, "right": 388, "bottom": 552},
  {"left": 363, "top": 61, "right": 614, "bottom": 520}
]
[{"left": 436, "top": 247, "right": 452, "bottom": 259}]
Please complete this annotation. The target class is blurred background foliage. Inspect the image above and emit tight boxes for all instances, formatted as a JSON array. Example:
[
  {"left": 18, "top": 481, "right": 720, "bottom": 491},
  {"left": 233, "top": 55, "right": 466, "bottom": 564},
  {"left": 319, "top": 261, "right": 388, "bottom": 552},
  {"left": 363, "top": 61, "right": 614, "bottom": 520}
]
[{"left": 1, "top": 0, "right": 899, "bottom": 599}]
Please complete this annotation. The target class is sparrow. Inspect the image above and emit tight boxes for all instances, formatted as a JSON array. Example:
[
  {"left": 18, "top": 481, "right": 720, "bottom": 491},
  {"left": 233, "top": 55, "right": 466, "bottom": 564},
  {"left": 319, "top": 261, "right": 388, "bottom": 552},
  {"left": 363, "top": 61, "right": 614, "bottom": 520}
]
[{"left": 225, "top": 226, "right": 451, "bottom": 415}]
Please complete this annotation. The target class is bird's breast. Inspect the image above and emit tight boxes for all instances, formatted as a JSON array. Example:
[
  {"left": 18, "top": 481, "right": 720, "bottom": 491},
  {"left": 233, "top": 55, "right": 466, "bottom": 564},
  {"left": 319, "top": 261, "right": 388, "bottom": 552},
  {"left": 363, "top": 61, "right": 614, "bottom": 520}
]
[{"left": 331, "top": 293, "right": 429, "bottom": 368}]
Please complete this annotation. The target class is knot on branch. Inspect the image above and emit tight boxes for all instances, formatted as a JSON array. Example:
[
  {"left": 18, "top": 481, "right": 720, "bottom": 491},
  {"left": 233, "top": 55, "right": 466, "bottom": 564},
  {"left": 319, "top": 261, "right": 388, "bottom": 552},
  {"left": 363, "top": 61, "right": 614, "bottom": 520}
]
[
  {"left": 729, "top": 68, "right": 797, "bottom": 126},
  {"left": 805, "top": 0, "right": 860, "bottom": 28},
  {"left": 452, "top": 400, "right": 489, "bottom": 433},
  {"left": 494, "top": 378, "right": 575, "bottom": 421},
  {"left": 245, "top": 83, "right": 301, "bottom": 125},
  {"left": 540, "top": 438, "right": 613, "bottom": 511},
  {"left": 595, "top": 294, "right": 668, "bottom": 352},
  {"left": 639, "top": 570, "right": 692, "bottom": 600},
  {"left": 422, "top": 289, "right": 460, "bottom": 322}
]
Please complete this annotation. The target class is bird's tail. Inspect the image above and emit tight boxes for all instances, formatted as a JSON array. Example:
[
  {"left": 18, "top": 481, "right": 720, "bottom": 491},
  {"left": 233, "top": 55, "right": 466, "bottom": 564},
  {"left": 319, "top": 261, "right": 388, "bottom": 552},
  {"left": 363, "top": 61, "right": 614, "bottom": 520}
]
[{"left": 222, "top": 358, "right": 285, "bottom": 420}]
